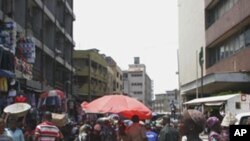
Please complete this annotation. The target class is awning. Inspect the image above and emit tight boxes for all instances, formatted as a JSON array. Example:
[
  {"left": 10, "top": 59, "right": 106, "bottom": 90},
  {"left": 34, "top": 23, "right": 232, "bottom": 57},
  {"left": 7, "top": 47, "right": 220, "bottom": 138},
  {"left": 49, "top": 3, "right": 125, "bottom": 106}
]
[
  {"left": 184, "top": 94, "right": 239, "bottom": 105},
  {"left": 0, "top": 69, "right": 15, "bottom": 78}
]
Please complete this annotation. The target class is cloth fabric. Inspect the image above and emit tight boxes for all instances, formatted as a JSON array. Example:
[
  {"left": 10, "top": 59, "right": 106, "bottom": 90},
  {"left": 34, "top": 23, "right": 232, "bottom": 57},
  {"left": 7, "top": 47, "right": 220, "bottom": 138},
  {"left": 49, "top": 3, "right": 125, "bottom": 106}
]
[
  {"left": 0, "top": 77, "right": 8, "bottom": 92},
  {"left": 146, "top": 131, "right": 158, "bottom": 141},
  {"left": 35, "top": 121, "right": 61, "bottom": 141},
  {"left": 0, "top": 134, "right": 13, "bottom": 141},
  {"left": 206, "top": 116, "right": 220, "bottom": 128},
  {"left": 221, "top": 112, "right": 237, "bottom": 127},
  {"left": 126, "top": 123, "right": 147, "bottom": 141},
  {"left": 15, "top": 95, "right": 28, "bottom": 103},
  {"left": 158, "top": 125, "right": 179, "bottom": 141},
  {"left": 5, "top": 128, "right": 25, "bottom": 141}
]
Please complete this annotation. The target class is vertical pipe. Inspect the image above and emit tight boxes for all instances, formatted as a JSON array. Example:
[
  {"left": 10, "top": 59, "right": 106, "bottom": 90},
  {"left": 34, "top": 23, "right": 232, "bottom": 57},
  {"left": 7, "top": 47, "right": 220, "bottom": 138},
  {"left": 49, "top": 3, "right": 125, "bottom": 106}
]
[
  {"left": 196, "top": 50, "right": 199, "bottom": 98},
  {"left": 88, "top": 53, "right": 91, "bottom": 101}
]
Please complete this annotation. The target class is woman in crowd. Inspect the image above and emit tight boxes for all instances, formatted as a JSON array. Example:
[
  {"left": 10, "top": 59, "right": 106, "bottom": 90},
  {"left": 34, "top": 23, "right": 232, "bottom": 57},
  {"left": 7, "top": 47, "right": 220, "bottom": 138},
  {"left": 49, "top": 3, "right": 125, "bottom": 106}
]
[
  {"left": 180, "top": 109, "right": 206, "bottom": 141},
  {"left": 206, "top": 116, "right": 221, "bottom": 141}
]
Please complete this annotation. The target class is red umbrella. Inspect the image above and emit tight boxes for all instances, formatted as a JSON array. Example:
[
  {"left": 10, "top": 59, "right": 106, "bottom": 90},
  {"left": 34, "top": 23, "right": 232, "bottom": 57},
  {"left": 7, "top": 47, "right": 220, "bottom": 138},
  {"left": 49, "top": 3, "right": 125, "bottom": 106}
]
[
  {"left": 82, "top": 95, "right": 152, "bottom": 119},
  {"left": 40, "top": 89, "right": 65, "bottom": 99}
]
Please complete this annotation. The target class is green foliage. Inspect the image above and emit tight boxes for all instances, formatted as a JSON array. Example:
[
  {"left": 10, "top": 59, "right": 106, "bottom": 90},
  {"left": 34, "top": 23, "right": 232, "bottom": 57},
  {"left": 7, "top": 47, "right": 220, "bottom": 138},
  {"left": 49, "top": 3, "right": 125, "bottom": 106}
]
[{"left": 211, "top": 90, "right": 241, "bottom": 96}]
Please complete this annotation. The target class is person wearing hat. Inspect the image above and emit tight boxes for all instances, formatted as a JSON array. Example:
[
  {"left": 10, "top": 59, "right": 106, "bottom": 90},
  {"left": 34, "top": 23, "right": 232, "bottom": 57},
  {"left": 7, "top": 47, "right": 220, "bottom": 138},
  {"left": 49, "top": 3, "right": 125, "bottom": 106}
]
[
  {"left": 206, "top": 116, "right": 221, "bottom": 141},
  {"left": 180, "top": 109, "right": 206, "bottom": 141},
  {"left": 220, "top": 112, "right": 237, "bottom": 141},
  {"left": 34, "top": 111, "right": 63, "bottom": 141}
]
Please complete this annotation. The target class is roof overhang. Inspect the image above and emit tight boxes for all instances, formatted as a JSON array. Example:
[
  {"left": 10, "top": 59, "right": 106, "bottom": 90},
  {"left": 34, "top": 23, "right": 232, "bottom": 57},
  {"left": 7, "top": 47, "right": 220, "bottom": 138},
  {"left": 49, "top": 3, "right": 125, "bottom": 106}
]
[
  {"left": 184, "top": 94, "right": 239, "bottom": 105},
  {"left": 181, "top": 72, "right": 250, "bottom": 96}
]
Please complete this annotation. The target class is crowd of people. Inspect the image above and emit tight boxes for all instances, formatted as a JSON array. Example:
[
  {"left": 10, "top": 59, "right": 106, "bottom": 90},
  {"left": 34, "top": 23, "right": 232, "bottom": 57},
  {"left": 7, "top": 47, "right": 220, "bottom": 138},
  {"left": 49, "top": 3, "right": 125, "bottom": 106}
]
[{"left": 0, "top": 108, "right": 241, "bottom": 141}]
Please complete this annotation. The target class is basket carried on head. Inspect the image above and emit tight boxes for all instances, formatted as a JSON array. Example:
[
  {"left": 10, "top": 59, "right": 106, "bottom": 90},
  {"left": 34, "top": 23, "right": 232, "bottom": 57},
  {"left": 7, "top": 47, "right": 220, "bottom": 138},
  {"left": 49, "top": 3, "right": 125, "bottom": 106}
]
[{"left": 4, "top": 103, "right": 31, "bottom": 118}]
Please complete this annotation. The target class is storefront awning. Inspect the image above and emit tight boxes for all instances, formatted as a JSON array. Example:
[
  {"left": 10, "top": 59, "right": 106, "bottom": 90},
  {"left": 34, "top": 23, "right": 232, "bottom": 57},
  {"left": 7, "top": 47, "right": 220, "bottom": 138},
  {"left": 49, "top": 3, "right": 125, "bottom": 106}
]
[
  {"left": 0, "top": 69, "right": 15, "bottom": 78},
  {"left": 184, "top": 94, "right": 238, "bottom": 105}
]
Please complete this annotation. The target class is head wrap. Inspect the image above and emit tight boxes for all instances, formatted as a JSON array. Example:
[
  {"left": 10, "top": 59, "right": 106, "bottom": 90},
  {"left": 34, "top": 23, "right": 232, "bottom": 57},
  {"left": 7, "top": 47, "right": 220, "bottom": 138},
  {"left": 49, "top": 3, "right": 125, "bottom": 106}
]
[{"left": 206, "top": 116, "right": 220, "bottom": 129}]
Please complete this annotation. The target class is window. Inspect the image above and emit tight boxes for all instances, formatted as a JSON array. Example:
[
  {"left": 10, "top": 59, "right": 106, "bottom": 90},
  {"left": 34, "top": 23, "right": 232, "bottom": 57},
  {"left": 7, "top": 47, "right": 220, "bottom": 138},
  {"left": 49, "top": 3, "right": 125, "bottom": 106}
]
[
  {"left": 131, "top": 73, "right": 142, "bottom": 77},
  {"left": 208, "top": 27, "right": 250, "bottom": 67},
  {"left": 134, "top": 91, "right": 143, "bottom": 95},
  {"left": 206, "top": 0, "right": 238, "bottom": 28},
  {"left": 235, "top": 102, "right": 241, "bottom": 109},
  {"left": 245, "top": 29, "right": 250, "bottom": 46},
  {"left": 131, "top": 83, "right": 143, "bottom": 86}
]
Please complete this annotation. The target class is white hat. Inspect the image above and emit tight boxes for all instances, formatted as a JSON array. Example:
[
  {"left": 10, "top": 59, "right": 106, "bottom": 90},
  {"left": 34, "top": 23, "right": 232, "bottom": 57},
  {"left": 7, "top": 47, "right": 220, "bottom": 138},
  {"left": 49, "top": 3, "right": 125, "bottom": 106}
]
[{"left": 221, "top": 112, "right": 237, "bottom": 127}]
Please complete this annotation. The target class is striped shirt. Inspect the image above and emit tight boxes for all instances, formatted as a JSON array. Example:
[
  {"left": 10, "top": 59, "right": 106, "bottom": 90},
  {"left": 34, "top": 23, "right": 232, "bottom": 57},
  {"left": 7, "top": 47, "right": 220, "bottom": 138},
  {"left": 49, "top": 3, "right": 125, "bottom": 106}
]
[{"left": 35, "top": 121, "right": 60, "bottom": 141}]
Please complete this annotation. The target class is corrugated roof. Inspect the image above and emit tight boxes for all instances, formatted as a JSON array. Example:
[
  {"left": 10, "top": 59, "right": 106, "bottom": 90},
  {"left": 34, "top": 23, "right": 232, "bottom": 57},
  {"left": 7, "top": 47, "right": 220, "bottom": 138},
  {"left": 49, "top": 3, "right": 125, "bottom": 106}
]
[{"left": 184, "top": 94, "right": 240, "bottom": 105}]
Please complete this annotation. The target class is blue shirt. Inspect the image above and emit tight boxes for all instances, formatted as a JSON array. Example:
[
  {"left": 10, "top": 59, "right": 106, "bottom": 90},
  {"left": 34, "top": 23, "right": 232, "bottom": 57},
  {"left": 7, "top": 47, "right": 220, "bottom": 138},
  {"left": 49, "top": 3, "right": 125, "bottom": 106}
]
[
  {"left": 5, "top": 128, "right": 24, "bottom": 141},
  {"left": 146, "top": 131, "right": 158, "bottom": 141}
]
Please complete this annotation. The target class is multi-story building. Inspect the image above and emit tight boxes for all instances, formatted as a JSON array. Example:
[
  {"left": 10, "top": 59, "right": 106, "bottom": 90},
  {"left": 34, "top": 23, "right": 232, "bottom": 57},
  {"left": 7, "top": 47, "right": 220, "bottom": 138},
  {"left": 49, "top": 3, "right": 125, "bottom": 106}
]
[
  {"left": 0, "top": 1, "right": 75, "bottom": 96},
  {"left": 73, "top": 49, "right": 108, "bottom": 101},
  {"left": 152, "top": 93, "right": 167, "bottom": 113},
  {"left": 152, "top": 90, "right": 180, "bottom": 113},
  {"left": 204, "top": 0, "right": 250, "bottom": 94},
  {"left": 179, "top": 0, "right": 250, "bottom": 104},
  {"left": 105, "top": 56, "right": 123, "bottom": 93},
  {"left": 178, "top": 0, "right": 206, "bottom": 101},
  {"left": 123, "top": 57, "right": 153, "bottom": 107}
]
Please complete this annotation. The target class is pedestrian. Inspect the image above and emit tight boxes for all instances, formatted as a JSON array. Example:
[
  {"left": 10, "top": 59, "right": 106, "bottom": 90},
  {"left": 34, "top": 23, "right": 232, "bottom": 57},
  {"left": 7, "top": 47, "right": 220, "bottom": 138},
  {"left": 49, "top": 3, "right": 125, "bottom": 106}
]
[
  {"left": 145, "top": 123, "right": 158, "bottom": 141},
  {"left": 89, "top": 123, "right": 102, "bottom": 141},
  {"left": 206, "top": 116, "right": 221, "bottom": 141},
  {"left": 158, "top": 115, "right": 179, "bottom": 141},
  {"left": 125, "top": 115, "right": 147, "bottom": 141},
  {"left": 75, "top": 124, "right": 92, "bottom": 141},
  {"left": 117, "top": 120, "right": 128, "bottom": 141},
  {"left": 34, "top": 111, "right": 63, "bottom": 141},
  {"left": 180, "top": 109, "right": 206, "bottom": 141},
  {"left": 220, "top": 112, "right": 237, "bottom": 141},
  {"left": 0, "top": 118, "right": 12, "bottom": 141},
  {"left": 5, "top": 117, "right": 25, "bottom": 141}
]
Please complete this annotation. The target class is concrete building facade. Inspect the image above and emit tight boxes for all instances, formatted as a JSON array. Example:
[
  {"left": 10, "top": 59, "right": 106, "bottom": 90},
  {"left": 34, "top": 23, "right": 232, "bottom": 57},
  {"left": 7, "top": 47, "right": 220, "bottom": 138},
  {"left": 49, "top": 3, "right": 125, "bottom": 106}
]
[
  {"left": 179, "top": 0, "right": 250, "bottom": 104},
  {"left": 152, "top": 90, "right": 180, "bottom": 113},
  {"left": 178, "top": 0, "right": 206, "bottom": 101},
  {"left": 105, "top": 56, "right": 123, "bottom": 93},
  {"left": 73, "top": 49, "right": 108, "bottom": 101},
  {"left": 122, "top": 57, "right": 153, "bottom": 107},
  {"left": 0, "top": 0, "right": 75, "bottom": 95}
]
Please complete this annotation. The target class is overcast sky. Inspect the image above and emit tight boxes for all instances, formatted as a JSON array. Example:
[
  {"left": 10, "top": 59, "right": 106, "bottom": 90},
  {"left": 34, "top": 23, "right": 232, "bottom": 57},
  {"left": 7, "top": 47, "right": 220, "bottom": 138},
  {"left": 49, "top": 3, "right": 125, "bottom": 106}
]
[{"left": 73, "top": 0, "right": 179, "bottom": 94}]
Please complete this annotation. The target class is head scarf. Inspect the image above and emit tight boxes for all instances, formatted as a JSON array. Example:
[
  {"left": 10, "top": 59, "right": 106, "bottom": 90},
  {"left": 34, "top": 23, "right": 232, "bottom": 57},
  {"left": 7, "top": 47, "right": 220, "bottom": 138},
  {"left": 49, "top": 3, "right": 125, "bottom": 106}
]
[{"left": 206, "top": 116, "right": 220, "bottom": 129}]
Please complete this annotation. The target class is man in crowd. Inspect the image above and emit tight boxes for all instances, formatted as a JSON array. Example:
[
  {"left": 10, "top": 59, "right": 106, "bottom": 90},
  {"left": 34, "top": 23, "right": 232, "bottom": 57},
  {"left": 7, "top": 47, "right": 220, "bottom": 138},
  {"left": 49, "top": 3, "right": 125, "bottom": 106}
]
[
  {"left": 126, "top": 115, "right": 147, "bottom": 141},
  {"left": 34, "top": 111, "right": 63, "bottom": 141},
  {"left": 158, "top": 115, "right": 179, "bottom": 141}
]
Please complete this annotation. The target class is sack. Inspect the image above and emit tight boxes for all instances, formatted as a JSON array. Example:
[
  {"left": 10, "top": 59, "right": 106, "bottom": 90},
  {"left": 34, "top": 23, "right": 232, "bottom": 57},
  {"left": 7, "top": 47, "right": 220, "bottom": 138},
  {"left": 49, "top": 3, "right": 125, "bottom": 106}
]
[{"left": 51, "top": 113, "right": 68, "bottom": 127}]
